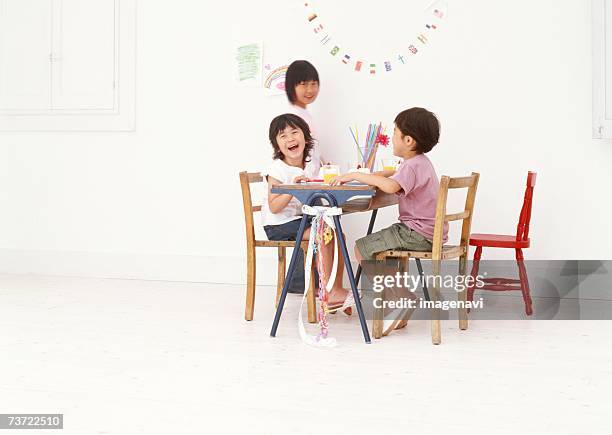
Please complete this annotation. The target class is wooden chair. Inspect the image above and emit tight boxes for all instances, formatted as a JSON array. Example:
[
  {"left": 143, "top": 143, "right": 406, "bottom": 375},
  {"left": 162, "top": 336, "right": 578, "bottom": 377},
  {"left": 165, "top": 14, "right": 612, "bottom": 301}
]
[
  {"left": 467, "top": 172, "right": 537, "bottom": 315},
  {"left": 239, "top": 172, "right": 317, "bottom": 323},
  {"left": 373, "top": 173, "right": 480, "bottom": 345}
]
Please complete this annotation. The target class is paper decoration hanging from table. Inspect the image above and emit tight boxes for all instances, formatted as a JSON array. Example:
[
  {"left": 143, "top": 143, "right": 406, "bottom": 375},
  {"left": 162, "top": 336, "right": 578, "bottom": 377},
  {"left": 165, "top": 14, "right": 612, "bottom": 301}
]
[{"left": 301, "top": 0, "right": 448, "bottom": 76}]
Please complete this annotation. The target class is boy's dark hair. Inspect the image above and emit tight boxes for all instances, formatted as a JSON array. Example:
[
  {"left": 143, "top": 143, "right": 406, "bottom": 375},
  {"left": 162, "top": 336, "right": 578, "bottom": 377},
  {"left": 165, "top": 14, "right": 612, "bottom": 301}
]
[
  {"left": 269, "top": 113, "right": 314, "bottom": 165},
  {"left": 394, "top": 107, "right": 440, "bottom": 154},
  {"left": 285, "top": 60, "right": 320, "bottom": 104}
]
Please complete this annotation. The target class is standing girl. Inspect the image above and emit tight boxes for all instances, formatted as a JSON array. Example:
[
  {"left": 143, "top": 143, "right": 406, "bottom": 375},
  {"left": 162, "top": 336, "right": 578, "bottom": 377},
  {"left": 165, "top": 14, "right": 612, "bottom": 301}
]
[{"left": 285, "top": 60, "right": 324, "bottom": 172}]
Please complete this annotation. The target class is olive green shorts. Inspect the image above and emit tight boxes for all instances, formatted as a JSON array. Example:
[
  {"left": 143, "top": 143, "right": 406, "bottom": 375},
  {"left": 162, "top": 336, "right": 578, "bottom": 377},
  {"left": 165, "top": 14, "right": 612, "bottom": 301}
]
[{"left": 356, "top": 223, "right": 433, "bottom": 260}]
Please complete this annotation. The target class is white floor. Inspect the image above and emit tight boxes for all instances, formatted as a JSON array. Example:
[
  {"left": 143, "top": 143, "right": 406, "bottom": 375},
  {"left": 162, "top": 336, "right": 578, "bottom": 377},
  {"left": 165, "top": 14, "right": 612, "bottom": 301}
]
[{"left": 0, "top": 274, "right": 610, "bottom": 435}]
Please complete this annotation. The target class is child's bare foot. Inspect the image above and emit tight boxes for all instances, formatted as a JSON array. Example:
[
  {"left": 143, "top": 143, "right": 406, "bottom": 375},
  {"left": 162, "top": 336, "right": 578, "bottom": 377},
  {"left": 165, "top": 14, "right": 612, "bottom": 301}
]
[
  {"left": 395, "top": 319, "right": 408, "bottom": 330},
  {"left": 383, "top": 308, "right": 411, "bottom": 336},
  {"left": 327, "top": 306, "right": 352, "bottom": 316},
  {"left": 327, "top": 288, "right": 349, "bottom": 306},
  {"left": 326, "top": 288, "right": 353, "bottom": 315}
]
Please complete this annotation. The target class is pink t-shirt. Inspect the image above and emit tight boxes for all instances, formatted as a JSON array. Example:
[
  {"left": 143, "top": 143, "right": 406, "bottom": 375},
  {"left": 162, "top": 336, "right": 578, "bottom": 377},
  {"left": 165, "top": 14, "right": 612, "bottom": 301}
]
[{"left": 391, "top": 154, "right": 448, "bottom": 243}]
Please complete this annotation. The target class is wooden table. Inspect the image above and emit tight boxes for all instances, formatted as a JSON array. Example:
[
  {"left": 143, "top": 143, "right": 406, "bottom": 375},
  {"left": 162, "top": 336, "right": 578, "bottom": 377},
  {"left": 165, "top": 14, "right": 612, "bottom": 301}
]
[{"left": 269, "top": 183, "right": 398, "bottom": 344}]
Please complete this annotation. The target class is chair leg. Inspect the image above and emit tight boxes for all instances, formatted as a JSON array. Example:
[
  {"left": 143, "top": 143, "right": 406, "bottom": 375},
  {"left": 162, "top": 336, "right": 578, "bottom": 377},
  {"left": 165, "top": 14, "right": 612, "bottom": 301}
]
[
  {"left": 381, "top": 258, "right": 411, "bottom": 337},
  {"left": 467, "top": 246, "right": 482, "bottom": 312},
  {"left": 275, "top": 247, "right": 286, "bottom": 308},
  {"left": 516, "top": 249, "right": 533, "bottom": 316},
  {"left": 391, "top": 258, "right": 413, "bottom": 332},
  {"left": 245, "top": 247, "right": 256, "bottom": 321},
  {"left": 458, "top": 254, "right": 468, "bottom": 331},
  {"left": 306, "top": 251, "right": 317, "bottom": 324},
  {"left": 431, "top": 260, "right": 442, "bottom": 345},
  {"left": 372, "top": 257, "right": 385, "bottom": 339},
  {"left": 373, "top": 285, "right": 384, "bottom": 339}
]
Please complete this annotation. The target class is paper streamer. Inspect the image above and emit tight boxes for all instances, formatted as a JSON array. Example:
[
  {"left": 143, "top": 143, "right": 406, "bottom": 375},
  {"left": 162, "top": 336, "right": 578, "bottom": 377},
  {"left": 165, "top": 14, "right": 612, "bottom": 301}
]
[
  {"left": 298, "top": 205, "right": 343, "bottom": 348},
  {"left": 301, "top": 0, "right": 449, "bottom": 76}
]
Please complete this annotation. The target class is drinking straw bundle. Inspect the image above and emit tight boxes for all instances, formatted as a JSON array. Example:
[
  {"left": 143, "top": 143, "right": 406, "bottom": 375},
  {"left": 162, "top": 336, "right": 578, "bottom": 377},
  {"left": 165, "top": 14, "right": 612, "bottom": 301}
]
[{"left": 348, "top": 123, "right": 387, "bottom": 171}]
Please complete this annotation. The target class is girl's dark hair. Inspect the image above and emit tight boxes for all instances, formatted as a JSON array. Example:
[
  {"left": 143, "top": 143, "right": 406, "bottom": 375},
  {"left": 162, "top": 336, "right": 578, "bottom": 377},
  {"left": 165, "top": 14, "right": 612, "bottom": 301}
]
[
  {"left": 285, "top": 60, "right": 320, "bottom": 104},
  {"left": 394, "top": 107, "right": 440, "bottom": 154},
  {"left": 269, "top": 114, "right": 314, "bottom": 165}
]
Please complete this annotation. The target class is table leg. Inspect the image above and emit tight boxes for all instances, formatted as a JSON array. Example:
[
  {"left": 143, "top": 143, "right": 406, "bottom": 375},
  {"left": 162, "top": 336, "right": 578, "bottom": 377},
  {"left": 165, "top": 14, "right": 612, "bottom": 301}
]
[
  {"left": 354, "top": 209, "right": 378, "bottom": 287},
  {"left": 334, "top": 215, "right": 371, "bottom": 344},
  {"left": 270, "top": 214, "right": 310, "bottom": 337}
]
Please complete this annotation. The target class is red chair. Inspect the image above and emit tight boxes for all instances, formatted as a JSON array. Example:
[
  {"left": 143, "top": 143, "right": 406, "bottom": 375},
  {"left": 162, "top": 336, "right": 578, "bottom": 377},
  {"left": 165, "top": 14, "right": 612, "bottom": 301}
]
[{"left": 467, "top": 172, "right": 537, "bottom": 315}]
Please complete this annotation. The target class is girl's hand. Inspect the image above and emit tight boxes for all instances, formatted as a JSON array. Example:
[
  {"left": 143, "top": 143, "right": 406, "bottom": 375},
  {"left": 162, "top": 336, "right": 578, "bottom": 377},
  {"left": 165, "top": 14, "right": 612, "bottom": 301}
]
[
  {"left": 330, "top": 173, "right": 357, "bottom": 186},
  {"left": 293, "top": 175, "right": 309, "bottom": 184}
]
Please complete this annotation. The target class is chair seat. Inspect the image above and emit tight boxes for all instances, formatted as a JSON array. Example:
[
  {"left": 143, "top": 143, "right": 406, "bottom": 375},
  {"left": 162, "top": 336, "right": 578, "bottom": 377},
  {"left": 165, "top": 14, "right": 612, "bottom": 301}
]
[
  {"left": 255, "top": 240, "right": 310, "bottom": 249},
  {"left": 376, "top": 245, "right": 466, "bottom": 260},
  {"left": 469, "top": 233, "right": 530, "bottom": 249}
]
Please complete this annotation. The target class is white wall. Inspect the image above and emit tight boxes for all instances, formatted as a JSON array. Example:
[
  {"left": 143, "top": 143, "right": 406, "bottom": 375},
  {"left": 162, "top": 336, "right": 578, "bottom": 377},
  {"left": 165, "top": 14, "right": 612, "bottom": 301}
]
[{"left": 0, "top": 0, "right": 610, "bottom": 285}]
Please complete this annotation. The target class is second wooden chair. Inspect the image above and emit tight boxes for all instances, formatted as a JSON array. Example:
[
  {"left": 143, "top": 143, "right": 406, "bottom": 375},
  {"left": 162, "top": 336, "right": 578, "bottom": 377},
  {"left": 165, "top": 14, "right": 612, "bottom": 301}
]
[{"left": 373, "top": 173, "right": 480, "bottom": 345}]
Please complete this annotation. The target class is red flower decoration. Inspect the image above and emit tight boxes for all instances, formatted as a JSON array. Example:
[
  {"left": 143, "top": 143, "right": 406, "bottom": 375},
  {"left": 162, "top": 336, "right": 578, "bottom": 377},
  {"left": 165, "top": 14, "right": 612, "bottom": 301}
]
[{"left": 376, "top": 134, "right": 390, "bottom": 146}]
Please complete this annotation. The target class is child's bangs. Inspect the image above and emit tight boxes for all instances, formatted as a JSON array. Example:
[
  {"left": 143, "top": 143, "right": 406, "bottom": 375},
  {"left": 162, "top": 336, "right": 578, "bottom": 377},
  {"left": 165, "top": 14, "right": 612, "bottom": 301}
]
[
  {"left": 272, "top": 119, "right": 299, "bottom": 138},
  {"left": 293, "top": 62, "right": 319, "bottom": 84},
  {"left": 297, "top": 70, "right": 319, "bottom": 84}
]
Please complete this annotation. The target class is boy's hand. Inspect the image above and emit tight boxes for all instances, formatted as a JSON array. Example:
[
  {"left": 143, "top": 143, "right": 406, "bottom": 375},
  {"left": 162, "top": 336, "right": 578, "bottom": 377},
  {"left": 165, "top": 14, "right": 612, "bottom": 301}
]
[
  {"left": 293, "top": 175, "right": 309, "bottom": 184},
  {"left": 330, "top": 172, "right": 358, "bottom": 186},
  {"left": 331, "top": 171, "right": 403, "bottom": 194}
]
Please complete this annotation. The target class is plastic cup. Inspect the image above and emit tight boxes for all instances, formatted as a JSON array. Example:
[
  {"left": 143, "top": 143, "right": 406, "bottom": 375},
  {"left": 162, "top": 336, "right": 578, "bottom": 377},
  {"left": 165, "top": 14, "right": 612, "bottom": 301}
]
[
  {"left": 321, "top": 164, "right": 340, "bottom": 184},
  {"left": 382, "top": 159, "right": 399, "bottom": 171}
]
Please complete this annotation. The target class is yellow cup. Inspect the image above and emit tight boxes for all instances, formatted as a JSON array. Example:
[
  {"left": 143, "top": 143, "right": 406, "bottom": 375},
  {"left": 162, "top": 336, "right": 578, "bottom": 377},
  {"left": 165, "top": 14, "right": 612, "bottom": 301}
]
[
  {"left": 321, "top": 164, "right": 340, "bottom": 184},
  {"left": 382, "top": 159, "right": 399, "bottom": 172},
  {"left": 323, "top": 173, "right": 337, "bottom": 184}
]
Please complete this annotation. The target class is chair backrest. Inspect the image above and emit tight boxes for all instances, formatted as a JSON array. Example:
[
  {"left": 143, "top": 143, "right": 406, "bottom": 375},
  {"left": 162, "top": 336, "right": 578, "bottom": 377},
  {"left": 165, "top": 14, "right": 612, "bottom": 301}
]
[
  {"left": 516, "top": 171, "right": 537, "bottom": 242},
  {"left": 239, "top": 171, "right": 263, "bottom": 247},
  {"left": 431, "top": 172, "right": 480, "bottom": 260}
]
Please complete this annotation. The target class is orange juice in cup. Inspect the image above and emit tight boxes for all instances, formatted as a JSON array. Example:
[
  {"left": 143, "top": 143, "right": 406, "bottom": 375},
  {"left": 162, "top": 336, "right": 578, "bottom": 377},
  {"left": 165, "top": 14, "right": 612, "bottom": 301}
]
[
  {"left": 321, "top": 164, "right": 340, "bottom": 184},
  {"left": 382, "top": 159, "right": 399, "bottom": 172}
]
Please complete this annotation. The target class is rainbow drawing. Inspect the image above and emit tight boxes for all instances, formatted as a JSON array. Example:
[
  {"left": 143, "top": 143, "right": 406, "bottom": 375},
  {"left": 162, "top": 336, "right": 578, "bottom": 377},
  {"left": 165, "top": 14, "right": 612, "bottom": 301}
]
[{"left": 264, "top": 65, "right": 288, "bottom": 91}]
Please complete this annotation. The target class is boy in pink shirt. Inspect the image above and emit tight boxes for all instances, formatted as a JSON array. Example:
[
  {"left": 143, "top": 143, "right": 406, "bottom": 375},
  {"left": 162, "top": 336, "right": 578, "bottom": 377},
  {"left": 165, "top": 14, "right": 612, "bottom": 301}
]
[{"left": 331, "top": 107, "right": 447, "bottom": 260}]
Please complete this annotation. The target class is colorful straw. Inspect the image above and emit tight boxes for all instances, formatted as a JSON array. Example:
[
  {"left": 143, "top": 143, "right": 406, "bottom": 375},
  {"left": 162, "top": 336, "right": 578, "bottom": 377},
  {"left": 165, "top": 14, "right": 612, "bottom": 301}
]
[{"left": 349, "top": 122, "right": 389, "bottom": 171}]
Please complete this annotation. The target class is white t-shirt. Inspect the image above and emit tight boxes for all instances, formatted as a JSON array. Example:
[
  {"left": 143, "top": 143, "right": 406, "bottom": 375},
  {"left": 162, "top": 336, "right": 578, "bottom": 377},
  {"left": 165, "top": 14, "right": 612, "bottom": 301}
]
[
  {"left": 287, "top": 104, "right": 323, "bottom": 171},
  {"left": 261, "top": 159, "right": 314, "bottom": 226}
]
